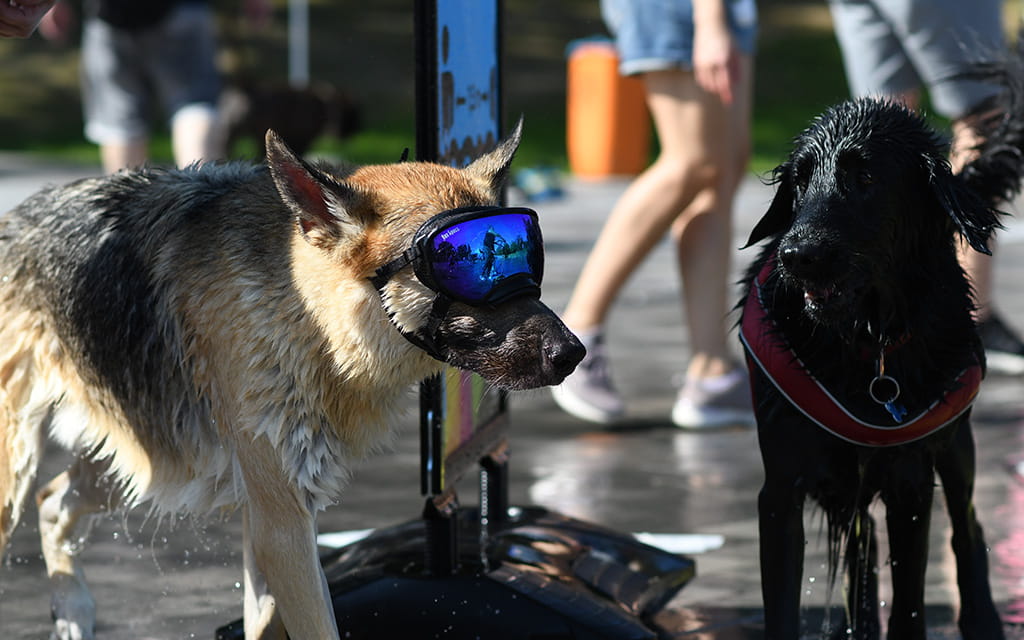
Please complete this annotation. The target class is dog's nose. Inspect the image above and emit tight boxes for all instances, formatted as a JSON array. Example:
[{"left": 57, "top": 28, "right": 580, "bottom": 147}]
[
  {"left": 545, "top": 334, "right": 586, "bottom": 378},
  {"left": 779, "top": 242, "right": 830, "bottom": 278}
]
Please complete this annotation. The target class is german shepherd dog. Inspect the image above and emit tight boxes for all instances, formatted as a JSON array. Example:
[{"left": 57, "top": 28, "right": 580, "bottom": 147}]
[
  {"left": 0, "top": 123, "right": 584, "bottom": 639},
  {"left": 740, "top": 66, "right": 1024, "bottom": 639}
]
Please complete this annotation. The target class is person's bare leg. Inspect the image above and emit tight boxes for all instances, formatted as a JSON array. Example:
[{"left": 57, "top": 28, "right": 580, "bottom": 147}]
[
  {"left": 561, "top": 68, "right": 729, "bottom": 333},
  {"left": 171, "top": 103, "right": 221, "bottom": 169},
  {"left": 100, "top": 138, "right": 148, "bottom": 174},
  {"left": 950, "top": 112, "right": 996, "bottom": 321},
  {"left": 888, "top": 91, "right": 997, "bottom": 320},
  {"left": 671, "top": 54, "right": 753, "bottom": 381}
]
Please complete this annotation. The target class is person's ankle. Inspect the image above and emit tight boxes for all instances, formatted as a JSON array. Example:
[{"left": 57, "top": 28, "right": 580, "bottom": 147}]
[{"left": 685, "top": 354, "right": 736, "bottom": 381}]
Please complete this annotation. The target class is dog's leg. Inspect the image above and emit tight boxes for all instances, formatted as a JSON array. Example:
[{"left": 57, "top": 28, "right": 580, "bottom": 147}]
[
  {"left": 0, "top": 400, "right": 44, "bottom": 554},
  {"left": 237, "top": 436, "right": 339, "bottom": 640},
  {"left": 837, "top": 509, "right": 881, "bottom": 640},
  {"left": 882, "top": 467, "right": 933, "bottom": 640},
  {"left": 36, "top": 456, "right": 117, "bottom": 640},
  {"left": 935, "top": 422, "right": 1005, "bottom": 640},
  {"left": 242, "top": 504, "right": 286, "bottom": 640},
  {"left": 758, "top": 476, "right": 806, "bottom": 639},
  {"left": 754, "top": 379, "right": 812, "bottom": 639}
]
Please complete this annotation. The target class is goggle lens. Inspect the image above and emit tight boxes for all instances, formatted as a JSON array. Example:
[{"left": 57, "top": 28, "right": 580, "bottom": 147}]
[{"left": 426, "top": 211, "right": 543, "bottom": 304}]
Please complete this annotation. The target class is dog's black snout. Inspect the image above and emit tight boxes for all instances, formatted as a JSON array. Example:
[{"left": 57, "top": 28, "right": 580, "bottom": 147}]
[
  {"left": 546, "top": 334, "right": 586, "bottom": 378},
  {"left": 779, "top": 242, "right": 831, "bottom": 279}
]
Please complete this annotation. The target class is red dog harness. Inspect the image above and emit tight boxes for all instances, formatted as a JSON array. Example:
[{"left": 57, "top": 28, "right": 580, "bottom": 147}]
[{"left": 739, "top": 259, "right": 982, "bottom": 447}]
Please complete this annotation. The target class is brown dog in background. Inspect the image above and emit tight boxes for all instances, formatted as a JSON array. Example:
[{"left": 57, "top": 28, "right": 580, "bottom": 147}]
[{"left": 0, "top": 123, "right": 583, "bottom": 639}]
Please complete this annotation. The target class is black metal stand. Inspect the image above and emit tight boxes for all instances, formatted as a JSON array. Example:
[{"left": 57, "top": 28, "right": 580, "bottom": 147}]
[{"left": 321, "top": 506, "right": 693, "bottom": 640}]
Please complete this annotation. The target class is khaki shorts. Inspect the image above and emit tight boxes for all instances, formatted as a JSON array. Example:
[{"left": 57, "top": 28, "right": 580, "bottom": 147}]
[
  {"left": 828, "top": 0, "right": 1003, "bottom": 119},
  {"left": 81, "top": 4, "right": 221, "bottom": 144}
]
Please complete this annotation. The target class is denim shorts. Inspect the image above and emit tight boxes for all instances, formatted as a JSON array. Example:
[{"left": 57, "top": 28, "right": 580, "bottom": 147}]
[
  {"left": 828, "top": 0, "right": 1003, "bottom": 119},
  {"left": 600, "top": 0, "right": 758, "bottom": 76}
]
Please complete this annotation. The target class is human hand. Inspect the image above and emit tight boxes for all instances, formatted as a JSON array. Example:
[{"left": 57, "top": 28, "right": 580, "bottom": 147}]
[
  {"left": 692, "top": 18, "right": 740, "bottom": 105},
  {"left": 0, "top": 0, "right": 56, "bottom": 38},
  {"left": 36, "top": 0, "right": 72, "bottom": 42}
]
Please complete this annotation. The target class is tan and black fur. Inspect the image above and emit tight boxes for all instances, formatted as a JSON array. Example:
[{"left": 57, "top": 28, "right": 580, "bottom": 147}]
[{"left": 0, "top": 124, "right": 583, "bottom": 640}]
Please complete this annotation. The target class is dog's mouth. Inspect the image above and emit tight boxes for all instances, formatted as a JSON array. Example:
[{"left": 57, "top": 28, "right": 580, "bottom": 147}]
[
  {"left": 438, "top": 300, "right": 586, "bottom": 390},
  {"left": 803, "top": 285, "right": 841, "bottom": 310}
]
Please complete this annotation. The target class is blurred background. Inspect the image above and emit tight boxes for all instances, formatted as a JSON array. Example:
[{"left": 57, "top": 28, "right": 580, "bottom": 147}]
[{"left": 0, "top": 0, "right": 957, "bottom": 177}]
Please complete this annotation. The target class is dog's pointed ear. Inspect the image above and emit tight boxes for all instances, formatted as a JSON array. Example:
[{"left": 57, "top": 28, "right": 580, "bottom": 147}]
[
  {"left": 266, "top": 129, "right": 365, "bottom": 248},
  {"left": 927, "top": 159, "right": 1001, "bottom": 256},
  {"left": 464, "top": 117, "right": 523, "bottom": 194},
  {"left": 743, "top": 166, "right": 794, "bottom": 248}
]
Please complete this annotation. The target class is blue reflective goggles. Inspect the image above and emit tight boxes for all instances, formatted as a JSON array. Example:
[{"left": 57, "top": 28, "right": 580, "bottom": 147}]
[{"left": 370, "top": 205, "right": 544, "bottom": 306}]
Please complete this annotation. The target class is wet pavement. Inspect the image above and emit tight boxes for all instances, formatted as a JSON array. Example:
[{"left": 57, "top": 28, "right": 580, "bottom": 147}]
[{"left": 3, "top": 153, "right": 1024, "bottom": 638}]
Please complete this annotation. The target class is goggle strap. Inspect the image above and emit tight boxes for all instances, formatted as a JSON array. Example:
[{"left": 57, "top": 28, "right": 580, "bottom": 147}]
[
  {"left": 369, "top": 247, "right": 419, "bottom": 291},
  {"left": 423, "top": 295, "right": 452, "bottom": 345},
  {"left": 387, "top": 294, "right": 452, "bottom": 361}
]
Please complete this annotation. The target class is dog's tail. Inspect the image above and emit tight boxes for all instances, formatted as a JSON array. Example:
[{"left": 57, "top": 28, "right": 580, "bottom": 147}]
[{"left": 958, "top": 32, "right": 1024, "bottom": 205}]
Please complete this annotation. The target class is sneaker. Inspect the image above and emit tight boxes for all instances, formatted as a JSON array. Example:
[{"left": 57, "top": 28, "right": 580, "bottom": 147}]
[
  {"left": 671, "top": 368, "right": 755, "bottom": 430},
  {"left": 977, "top": 313, "right": 1024, "bottom": 375},
  {"left": 1011, "top": 460, "right": 1024, "bottom": 483},
  {"left": 551, "top": 332, "right": 625, "bottom": 424}
]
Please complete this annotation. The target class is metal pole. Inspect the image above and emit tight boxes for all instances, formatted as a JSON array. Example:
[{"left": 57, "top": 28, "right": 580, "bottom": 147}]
[{"left": 288, "top": 0, "right": 310, "bottom": 88}]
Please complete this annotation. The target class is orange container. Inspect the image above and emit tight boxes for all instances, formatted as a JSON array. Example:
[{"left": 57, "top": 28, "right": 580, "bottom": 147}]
[{"left": 566, "top": 39, "right": 651, "bottom": 180}]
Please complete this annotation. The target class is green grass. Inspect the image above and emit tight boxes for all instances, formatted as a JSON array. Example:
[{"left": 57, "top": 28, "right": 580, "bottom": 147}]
[{"left": 751, "top": 27, "right": 851, "bottom": 175}]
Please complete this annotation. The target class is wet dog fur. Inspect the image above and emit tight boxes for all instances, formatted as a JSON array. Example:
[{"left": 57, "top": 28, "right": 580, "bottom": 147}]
[
  {"left": 741, "top": 87, "right": 1024, "bottom": 639},
  {"left": 0, "top": 124, "right": 584, "bottom": 639}
]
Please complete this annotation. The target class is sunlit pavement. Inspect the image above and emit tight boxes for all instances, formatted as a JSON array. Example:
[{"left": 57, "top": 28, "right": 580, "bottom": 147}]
[{"left": 2, "top": 155, "right": 1024, "bottom": 638}]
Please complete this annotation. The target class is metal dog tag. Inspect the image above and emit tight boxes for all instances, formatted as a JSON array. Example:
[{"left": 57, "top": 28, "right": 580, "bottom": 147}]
[{"left": 869, "top": 373, "right": 907, "bottom": 423}]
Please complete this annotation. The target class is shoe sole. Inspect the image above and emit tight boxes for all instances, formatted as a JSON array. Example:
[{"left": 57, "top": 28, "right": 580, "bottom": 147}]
[
  {"left": 985, "top": 351, "right": 1024, "bottom": 376},
  {"left": 551, "top": 384, "right": 624, "bottom": 425},
  {"left": 672, "top": 404, "right": 756, "bottom": 430}
]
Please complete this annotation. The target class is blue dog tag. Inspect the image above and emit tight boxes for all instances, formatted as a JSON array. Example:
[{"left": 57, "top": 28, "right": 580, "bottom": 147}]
[
  {"left": 884, "top": 400, "right": 908, "bottom": 423},
  {"left": 870, "top": 372, "right": 906, "bottom": 424}
]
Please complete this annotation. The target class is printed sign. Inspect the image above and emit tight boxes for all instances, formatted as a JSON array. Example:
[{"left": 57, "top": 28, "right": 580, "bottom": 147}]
[{"left": 415, "top": 0, "right": 505, "bottom": 496}]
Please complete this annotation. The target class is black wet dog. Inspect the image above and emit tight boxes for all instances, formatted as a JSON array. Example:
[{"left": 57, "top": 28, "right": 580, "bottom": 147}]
[{"left": 740, "top": 88, "right": 1024, "bottom": 639}]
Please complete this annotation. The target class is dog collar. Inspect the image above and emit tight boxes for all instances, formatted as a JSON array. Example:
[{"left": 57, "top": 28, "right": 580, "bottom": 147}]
[{"left": 739, "top": 258, "right": 982, "bottom": 447}]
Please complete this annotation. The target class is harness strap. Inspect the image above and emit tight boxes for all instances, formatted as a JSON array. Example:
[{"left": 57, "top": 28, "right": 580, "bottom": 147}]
[{"left": 740, "top": 259, "right": 981, "bottom": 447}]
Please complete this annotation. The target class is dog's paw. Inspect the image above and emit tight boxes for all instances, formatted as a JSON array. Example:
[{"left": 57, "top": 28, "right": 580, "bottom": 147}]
[{"left": 50, "top": 587, "right": 96, "bottom": 640}]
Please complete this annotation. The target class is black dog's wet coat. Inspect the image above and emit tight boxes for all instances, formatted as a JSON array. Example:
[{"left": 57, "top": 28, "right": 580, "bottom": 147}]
[{"left": 741, "top": 95, "right": 1018, "bottom": 640}]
